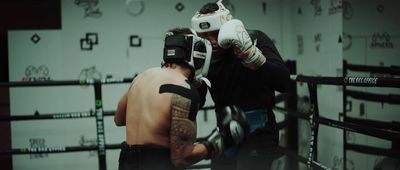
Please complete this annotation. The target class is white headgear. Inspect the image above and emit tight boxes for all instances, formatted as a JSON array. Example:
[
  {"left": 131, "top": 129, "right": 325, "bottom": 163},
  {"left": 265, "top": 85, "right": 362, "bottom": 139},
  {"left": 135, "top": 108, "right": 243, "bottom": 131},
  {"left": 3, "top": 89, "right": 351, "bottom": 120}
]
[
  {"left": 163, "top": 31, "right": 212, "bottom": 87},
  {"left": 191, "top": 0, "right": 232, "bottom": 33}
]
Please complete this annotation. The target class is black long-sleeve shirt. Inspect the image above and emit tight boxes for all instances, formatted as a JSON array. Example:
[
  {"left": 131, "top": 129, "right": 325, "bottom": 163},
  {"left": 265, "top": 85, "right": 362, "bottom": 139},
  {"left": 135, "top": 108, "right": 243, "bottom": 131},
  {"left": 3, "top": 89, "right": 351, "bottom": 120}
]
[{"left": 198, "top": 30, "right": 290, "bottom": 111}]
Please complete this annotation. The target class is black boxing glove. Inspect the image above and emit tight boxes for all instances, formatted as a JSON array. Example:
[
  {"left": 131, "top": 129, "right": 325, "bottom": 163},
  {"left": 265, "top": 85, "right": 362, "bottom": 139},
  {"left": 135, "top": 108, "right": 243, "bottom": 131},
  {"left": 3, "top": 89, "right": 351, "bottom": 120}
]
[
  {"left": 202, "top": 106, "right": 250, "bottom": 159},
  {"left": 219, "top": 105, "right": 250, "bottom": 148}
]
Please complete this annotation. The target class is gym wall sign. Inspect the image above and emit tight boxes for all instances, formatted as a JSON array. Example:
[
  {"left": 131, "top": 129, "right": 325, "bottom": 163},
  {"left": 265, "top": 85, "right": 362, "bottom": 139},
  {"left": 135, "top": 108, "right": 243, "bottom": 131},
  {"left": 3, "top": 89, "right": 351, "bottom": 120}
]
[{"left": 370, "top": 32, "right": 394, "bottom": 49}]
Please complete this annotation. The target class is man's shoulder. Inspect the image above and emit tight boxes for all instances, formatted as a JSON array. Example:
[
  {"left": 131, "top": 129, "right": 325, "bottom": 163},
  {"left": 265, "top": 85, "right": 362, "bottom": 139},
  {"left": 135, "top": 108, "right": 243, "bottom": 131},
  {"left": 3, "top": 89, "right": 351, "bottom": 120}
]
[
  {"left": 247, "top": 29, "right": 275, "bottom": 48},
  {"left": 248, "top": 29, "right": 269, "bottom": 39},
  {"left": 143, "top": 67, "right": 161, "bottom": 74}
]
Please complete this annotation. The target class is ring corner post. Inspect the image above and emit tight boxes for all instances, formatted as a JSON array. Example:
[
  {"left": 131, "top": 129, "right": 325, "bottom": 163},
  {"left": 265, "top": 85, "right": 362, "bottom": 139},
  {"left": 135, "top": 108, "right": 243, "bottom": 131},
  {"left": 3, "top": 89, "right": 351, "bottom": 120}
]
[
  {"left": 93, "top": 82, "right": 107, "bottom": 170},
  {"left": 285, "top": 60, "right": 299, "bottom": 170}
]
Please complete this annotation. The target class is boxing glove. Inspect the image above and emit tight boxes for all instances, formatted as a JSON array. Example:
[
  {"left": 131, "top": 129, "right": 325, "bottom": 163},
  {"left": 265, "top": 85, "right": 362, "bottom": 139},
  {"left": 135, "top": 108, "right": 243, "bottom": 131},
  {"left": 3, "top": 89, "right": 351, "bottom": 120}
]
[
  {"left": 201, "top": 127, "right": 225, "bottom": 159},
  {"left": 218, "top": 19, "right": 252, "bottom": 52},
  {"left": 202, "top": 106, "right": 250, "bottom": 159},
  {"left": 218, "top": 105, "right": 250, "bottom": 148},
  {"left": 218, "top": 19, "right": 266, "bottom": 70}
]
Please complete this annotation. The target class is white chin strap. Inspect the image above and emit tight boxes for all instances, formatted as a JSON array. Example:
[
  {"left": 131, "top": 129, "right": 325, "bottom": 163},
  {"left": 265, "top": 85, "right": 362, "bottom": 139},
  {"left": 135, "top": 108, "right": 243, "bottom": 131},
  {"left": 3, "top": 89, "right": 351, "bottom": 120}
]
[
  {"left": 199, "top": 77, "right": 211, "bottom": 88},
  {"left": 191, "top": 0, "right": 232, "bottom": 33}
]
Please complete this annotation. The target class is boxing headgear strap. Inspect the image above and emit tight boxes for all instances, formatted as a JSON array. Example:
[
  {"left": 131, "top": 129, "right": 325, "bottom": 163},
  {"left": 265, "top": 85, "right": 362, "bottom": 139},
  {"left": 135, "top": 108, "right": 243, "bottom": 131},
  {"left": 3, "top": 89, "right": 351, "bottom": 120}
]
[
  {"left": 163, "top": 32, "right": 212, "bottom": 87},
  {"left": 191, "top": 0, "right": 232, "bottom": 33},
  {"left": 159, "top": 83, "right": 200, "bottom": 121}
]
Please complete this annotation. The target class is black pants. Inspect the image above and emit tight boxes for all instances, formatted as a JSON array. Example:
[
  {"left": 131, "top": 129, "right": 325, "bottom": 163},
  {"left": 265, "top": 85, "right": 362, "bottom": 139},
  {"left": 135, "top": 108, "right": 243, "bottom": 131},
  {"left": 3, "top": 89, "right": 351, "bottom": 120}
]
[
  {"left": 211, "top": 112, "right": 279, "bottom": 170},
  {"left": 118, "top": 142, "right": 183, "bottom": 170}
]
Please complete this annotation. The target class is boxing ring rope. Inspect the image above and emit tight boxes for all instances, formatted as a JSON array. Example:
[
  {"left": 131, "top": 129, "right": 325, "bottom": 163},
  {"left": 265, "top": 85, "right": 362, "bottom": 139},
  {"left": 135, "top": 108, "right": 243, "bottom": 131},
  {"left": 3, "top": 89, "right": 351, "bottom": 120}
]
[
  {"left": 291, "top": 71, "right": 400, "bottom": 169},
  {"left": 346, "top": 143, "right": 400, "bottom": 158},
  {"left": 0, "top": 78, "right": 135, "bottom": 87},
  {"left": 0, "top": 110, "right": 117, "bottom": 121},
  {"left": 0, "top": 76, "right": 327, "bottom": 170},
  {"left": 273, "top": 106, "right": 400, "bottom": 142},
  {"left": 292, "top": 75, "right": 400, "bottom": 87},
  {"left": 346, "top": 62, "right": 400, "bottom": 76},
  {"left": 345, "top": 116, "right": 400, "bottom": 132},
  {"left": 0, "top": 78, "right": 134, "bottom": 170},
  {"left": 342, "top": 61, "right": 400, "bottom": 169},
  {"left": 346, "top": 89, "right": 400, "bottom": 104},
  {"left": 0, "top": 69, "right": 399, "bottom": 169}
]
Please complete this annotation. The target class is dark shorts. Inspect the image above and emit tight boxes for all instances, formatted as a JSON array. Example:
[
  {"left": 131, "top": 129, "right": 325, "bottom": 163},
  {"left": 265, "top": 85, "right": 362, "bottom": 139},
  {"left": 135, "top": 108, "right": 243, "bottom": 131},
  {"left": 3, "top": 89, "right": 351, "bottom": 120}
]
[{"left": 118, "top": 142, "right": 183, "bottom": 170}]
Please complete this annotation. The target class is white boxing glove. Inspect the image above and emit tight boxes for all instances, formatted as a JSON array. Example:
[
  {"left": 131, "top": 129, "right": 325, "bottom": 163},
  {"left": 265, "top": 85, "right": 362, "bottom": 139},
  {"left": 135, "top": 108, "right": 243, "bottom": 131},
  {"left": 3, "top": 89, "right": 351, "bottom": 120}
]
[
  {"left": 218, "top": 19, "right": 266, "bottom": 70},
  {"left": 218, "top": 19, "right": 252, "bottom": 52}
]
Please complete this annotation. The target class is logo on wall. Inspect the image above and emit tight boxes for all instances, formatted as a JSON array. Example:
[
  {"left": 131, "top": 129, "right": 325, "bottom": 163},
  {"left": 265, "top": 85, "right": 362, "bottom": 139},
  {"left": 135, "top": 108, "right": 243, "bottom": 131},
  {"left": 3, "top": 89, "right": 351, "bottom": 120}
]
[
  {"left": 370, "top": 32, "right": 394, "bottom": 49},
  {"left": 78, "top": 135, "right": 98, "bottom": 157},
  {"left": 262, "top": 2, "right": 267, "bottom": 15},
  {"left": 22, "top": 65, "right": 51, "bottom": 81},
  {"left": 75, "top": 0, "right": 103, "bottom": 18},
  {"left": 342, "top": 32, "right": 352, "bottom": 51},
  {"left": 30, "top": 34, "right": 41, "bottom": 44},
  {"left": 125, "top": 0, "right": 145, "bottom": 17},
  {"left": 80, "top": 33, "right": 99, "bottom": 51},
  {"left": 328, "top": 0, "right": 342, "bottom": 15},
  {"left": 342, "top": 0, "right": 353, "bottom": 20},
  {"left": 310, "top": 0, "right": 322, "bottom": 16},
  {"left": 297, "top": 35, "right": 304, "bottom": 55},
  {"left": 175, "top": 2, "right": 184, "bottom": 12},
  {"left": 130, "top": 35, "right": 142, "bottom": 47},
  {"left": 78, "top": 66, "right": 102, "bottom": 81},
  {"left": 314, "top": 33, "right": 322, "bottom": 52},
  {"left": 29, "top": 138, "right": 48, "bottom": 159}
]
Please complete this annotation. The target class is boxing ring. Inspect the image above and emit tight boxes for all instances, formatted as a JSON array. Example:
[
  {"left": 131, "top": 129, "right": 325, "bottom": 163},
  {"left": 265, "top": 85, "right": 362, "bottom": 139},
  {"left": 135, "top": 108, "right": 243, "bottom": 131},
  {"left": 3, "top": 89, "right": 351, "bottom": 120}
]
[{"left": 0, "top": 61, "right": 399, "bottom": 170}]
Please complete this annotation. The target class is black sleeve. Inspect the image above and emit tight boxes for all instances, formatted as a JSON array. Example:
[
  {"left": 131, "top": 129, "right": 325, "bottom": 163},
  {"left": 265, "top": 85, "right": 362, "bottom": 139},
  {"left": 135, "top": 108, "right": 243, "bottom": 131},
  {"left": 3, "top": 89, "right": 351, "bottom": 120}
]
[{"left": 250, "top": 30, "right": 290, "bottom": 92}]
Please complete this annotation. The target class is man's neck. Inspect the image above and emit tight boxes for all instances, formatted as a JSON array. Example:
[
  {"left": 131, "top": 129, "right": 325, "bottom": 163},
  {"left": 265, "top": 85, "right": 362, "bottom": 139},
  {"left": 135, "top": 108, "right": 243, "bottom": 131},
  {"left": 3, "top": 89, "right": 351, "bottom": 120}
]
[{"left": 167, "top": 64, "right": 191, "bottom": 79}]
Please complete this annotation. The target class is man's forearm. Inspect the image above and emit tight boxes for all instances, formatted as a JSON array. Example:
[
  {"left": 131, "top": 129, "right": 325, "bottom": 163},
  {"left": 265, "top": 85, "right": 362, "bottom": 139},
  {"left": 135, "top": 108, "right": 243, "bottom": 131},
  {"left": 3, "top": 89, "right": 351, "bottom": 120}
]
[{"left": 172, "top": 143, "right": 208, "bottom": 168}]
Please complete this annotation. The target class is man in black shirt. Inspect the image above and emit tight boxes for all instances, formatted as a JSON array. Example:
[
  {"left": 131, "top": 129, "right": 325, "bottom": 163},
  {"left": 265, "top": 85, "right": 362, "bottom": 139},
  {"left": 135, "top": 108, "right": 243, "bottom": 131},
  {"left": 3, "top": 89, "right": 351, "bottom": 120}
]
[{"left": 191, "top": 1, "right": 290, "bottom": 170}]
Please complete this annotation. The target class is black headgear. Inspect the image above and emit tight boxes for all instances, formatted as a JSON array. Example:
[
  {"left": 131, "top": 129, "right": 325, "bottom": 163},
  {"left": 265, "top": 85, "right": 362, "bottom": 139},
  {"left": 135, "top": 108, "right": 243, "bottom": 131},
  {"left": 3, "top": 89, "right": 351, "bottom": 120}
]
[{"left": 163, "top": 32, "right": 212, "bottom": 87}]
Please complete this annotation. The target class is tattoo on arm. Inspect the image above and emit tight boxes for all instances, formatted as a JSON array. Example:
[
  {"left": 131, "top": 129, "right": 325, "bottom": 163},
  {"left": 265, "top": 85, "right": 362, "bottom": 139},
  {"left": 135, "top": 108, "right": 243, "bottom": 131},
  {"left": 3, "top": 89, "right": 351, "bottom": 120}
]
[{"left": 170, "top": 93, "right": 197, "bottom": 166}]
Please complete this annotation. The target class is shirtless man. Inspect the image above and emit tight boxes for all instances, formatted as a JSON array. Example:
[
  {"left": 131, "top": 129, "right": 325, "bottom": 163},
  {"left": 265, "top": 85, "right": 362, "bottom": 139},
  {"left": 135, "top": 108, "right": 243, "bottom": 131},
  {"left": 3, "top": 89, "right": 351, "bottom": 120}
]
[{"left": 114, "top": 28, "right": 250, "bottom": 170}]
